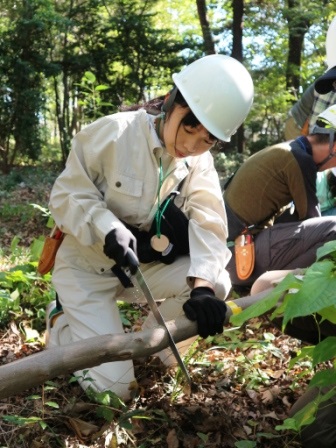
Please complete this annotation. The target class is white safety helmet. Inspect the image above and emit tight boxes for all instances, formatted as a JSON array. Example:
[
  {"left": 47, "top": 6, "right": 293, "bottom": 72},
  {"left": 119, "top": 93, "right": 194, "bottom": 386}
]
[
  {"left": 312, "top": 104, "right": 336, "bottom": 168},
  {"left": 326, "top": 17, "right": 336, "bottom": 70},
  {"left": 313, "top": 104, "right": 336, "bottom": 131},
  {"left": 171, "top": 54, "right": 254, "bottom": 142}
]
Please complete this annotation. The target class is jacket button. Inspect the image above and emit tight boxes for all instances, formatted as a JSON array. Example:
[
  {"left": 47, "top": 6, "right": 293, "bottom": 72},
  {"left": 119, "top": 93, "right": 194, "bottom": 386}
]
[
  {"left": 100, "top": 268, "right": 105, "bottom": 272},
  {"left": 115, "top": 181, "right": 121, "bottom": 187}
]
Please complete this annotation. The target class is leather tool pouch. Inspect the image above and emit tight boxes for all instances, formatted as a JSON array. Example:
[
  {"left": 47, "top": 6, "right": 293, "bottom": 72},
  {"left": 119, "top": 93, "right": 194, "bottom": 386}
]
[
  {"left": 37, "top": 226, "right": 64, "bottom": 275},
  {"left": 234, "top": 232, "right": 255, "bottom": 281}
]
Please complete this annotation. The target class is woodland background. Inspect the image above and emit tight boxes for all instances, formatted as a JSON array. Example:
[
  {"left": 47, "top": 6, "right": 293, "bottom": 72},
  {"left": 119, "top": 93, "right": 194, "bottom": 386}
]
[
  {"left": 1, "top": 0, "right": 336, "bottom": 174},
  {"left": 1, "top": 1, "right": 336, "bottom": 447}
]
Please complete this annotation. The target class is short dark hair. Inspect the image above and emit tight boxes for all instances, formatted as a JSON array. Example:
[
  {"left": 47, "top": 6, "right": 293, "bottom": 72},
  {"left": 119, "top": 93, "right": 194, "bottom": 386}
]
[
  {"left": 169, "top": 90, "right": 217, "bottom": 141},
  {"left": 121, "top": 89, "right": 217, "bottom": 141}
]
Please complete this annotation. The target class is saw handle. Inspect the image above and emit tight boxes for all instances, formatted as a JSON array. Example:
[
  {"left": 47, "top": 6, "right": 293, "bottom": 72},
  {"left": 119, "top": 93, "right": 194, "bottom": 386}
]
[
  {"left": 111, "top": 248, "right": 139, "bottom": 288},
  {"left": 126, "top": 248, "right": 140, "bottom": 271}
]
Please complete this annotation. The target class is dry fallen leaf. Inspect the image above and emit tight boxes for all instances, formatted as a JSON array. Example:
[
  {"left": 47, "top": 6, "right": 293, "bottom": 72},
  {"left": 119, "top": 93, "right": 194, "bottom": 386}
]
[
  {"left": 261, "top": 389, "right": 274, "bottom": 404},
  {"left": 263, "top": 411, "right": 281, "bottom": 420},
  {"left": 67, "top": 417, "right": 100, "bottom": 440},
  {"left": 166, "top": 428, "right": 179, "bottom": 448}
]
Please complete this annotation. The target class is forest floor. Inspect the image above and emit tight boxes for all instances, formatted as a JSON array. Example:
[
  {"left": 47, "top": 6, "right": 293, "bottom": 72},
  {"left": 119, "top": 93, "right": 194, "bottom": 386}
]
[{"left": 0, "top": 165, "right": 310, "bottom": 448}]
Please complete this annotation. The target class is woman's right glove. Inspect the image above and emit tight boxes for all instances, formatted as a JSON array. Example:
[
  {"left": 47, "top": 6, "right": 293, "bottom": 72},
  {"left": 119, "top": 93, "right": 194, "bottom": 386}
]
[
  {"left": 182, "top": 286, "right": 227, "bottom": 338},
  {"left": 104, "top": 227, "right": 138, "bottom": 274}
]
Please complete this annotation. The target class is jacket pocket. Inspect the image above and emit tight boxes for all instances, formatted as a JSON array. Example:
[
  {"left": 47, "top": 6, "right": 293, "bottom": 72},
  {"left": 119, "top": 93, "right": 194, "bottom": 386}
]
[
  {"left": 105, "top": 173, "right": 144, "bottom": 219},
  {"left": 110, "top": 173, "right": 143, "bottom": 197}
]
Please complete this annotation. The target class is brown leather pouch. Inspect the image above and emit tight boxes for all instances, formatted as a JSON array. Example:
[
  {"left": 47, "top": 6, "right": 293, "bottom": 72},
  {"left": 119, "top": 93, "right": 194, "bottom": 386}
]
[
  {"left": 235, "top": 233, "right": 255, "bottom": 281},
  {"left": 37, "top": 227, "right": 64, "bottom": 275}
]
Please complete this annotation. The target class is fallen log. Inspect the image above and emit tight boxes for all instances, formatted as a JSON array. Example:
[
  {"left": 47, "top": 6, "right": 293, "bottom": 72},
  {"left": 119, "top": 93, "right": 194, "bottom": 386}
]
[{"left": 0, "top": 289, "right": 272, "bottom": 399}]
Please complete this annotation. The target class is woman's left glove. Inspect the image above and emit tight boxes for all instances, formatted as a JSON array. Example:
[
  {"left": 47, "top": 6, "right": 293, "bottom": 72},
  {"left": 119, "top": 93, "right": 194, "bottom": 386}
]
[{"left": 183, "top": 286, "right": 227, "bottom": 338}]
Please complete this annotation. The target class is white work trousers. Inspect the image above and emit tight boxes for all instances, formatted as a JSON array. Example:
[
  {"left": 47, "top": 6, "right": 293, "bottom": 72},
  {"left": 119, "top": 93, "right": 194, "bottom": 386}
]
[{"left": 50, "top": 236, "right": 230, "bottom": 401}]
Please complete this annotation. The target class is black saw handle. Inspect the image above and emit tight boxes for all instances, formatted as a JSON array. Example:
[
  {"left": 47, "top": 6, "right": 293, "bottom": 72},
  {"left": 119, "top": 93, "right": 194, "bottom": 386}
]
[{"left": 111, "top": 248, "right": 139, "bottom": 288}]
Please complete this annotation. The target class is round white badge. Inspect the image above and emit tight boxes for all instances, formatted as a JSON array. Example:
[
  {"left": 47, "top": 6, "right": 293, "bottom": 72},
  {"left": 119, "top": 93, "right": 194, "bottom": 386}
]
[{"left": 150, "top": 234, "right": 170, "bottom": 252}]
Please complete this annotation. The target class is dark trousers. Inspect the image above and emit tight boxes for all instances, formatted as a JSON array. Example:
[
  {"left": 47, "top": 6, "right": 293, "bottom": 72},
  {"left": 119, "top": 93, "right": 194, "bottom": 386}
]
[
  {"left": 226, "top": 217, "right": 336, "bottom": 287},
  {"left": 289, "top": 385, "right": 336, "bottom": 448}
]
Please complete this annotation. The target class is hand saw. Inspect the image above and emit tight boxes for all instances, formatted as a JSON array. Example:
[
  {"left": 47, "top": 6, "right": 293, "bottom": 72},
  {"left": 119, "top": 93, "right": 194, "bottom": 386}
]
[{"left": 112, "top": 249, "right": 191, "bottom": 385}]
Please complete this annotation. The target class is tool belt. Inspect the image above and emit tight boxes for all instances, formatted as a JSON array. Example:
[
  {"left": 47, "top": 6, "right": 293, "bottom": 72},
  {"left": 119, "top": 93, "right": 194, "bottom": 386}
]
[
  {"left": 37, "top": 225, "right": 64, "bottom": 275},
  {"left": 125, "top": 194, "right": 189, "bottom": 265}
]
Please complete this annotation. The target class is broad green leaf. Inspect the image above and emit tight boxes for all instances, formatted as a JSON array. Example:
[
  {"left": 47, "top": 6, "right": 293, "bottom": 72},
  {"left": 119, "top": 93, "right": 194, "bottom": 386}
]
[
  {"left": 230, "top": 273, "right": 300, "bottom": 326},
  {"left": 197, "top": 432, "right": 208, "bottom": 442},
  {"left": 255, "top": 432, "right": 280, "bottom": 439},
  {"left": 234, "top": 441, "right": 257, "bottom": 448},
  {"left": 95, "top": 391, "right": 112, "bottom": 406},
  {"left": 309, "top": 368, "right": 336, "bottom": 388},
  {"left": 10, "top": 236, "right": 21, "bottom": 252},
  {"left": 2, "top": 415, "right": 42, "bottom": 425},
  {"left": 288, "top": 346, "right": 314, "bottom": 369},
  {"left": 276, "top": 417, "right": 300, "bottom": 432},
  {"left": 46, "top": 401, "right": 59, "bottom": 408},
  {"left": 45, "top": 380, "right": 58, "bottom": 387},
  {"left": 94, "top": 85, "right": 109, "bottom": 91},
  {"left": 282, "top": 384, "right": 336, "bottom": 433},
  {"left": 283, "top": 261, "right": 336, "bottom": 326},
  {"left": 312, "top": 386, "right": 336, "bottom": 404},
  {"left": 316, "top": 241, "right": 336, "bottom": 261},
  {"left": 93, "top": 389, "right": 124, "bottom": 408},
  {"left": 8, "top": 270, "right": 29, "bottom": 283},
  {"left": 319, "top": 305, "right": 336, "bottom": 324},
  {"left": 29, "top": 237, "right": 45, "bottom": 260},
  {"left": 312, "top": 337, "right": 336, "bottom": 366},
  {"left": 46, "top": 216, "right": 55, "bottom": 228},
  {"left": 84, "top": 71, "right": 96, "bottom": 83},
  {"left": 289, "top": 400, "right": 317, "bottom": 428},
  {"left": 120, "top": 314, "right": 131, "bottom": 326},
  {"left": 119, "top": 418, "right": 133, "bottom": 430},
  {"left": 96, "top": 406, "right": 114, "bottom": 422},
  {"left": 39, "top": 421, "right": 48, "bottom": 430},
  {"left": 27, "top": 395, "right": 41, "bottom": 400},
  {"left": 43, "top": 386, "right": 56, "bottom": 392}
]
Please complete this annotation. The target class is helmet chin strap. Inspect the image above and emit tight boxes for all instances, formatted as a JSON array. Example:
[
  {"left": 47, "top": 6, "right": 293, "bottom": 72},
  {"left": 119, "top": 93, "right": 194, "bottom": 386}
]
[
  {"left": 155, "top": 113, "right": 166, "bottom": 146},
  {"left": 162, "top": 86, "right": 178, "bottom": 114},
  {"left": 311, "top": 125, "right": 336, "bottom": 169},
  {"left": 316, "top": 131, "right": 336, "bottom": 169},
  {"left": 156, "top": 86, "right": 180, "bottom": 148}
]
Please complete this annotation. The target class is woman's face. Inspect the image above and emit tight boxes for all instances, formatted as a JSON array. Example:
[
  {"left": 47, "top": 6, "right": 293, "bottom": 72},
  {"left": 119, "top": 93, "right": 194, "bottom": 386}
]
[{"left": 162, "top": 105, "right": 216, "bottom": 158}]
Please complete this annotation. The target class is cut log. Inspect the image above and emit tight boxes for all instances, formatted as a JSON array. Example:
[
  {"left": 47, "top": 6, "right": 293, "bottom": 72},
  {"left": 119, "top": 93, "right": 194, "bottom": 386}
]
[{"left": 0, "top": 289, "right": 272, "bottom": 399}]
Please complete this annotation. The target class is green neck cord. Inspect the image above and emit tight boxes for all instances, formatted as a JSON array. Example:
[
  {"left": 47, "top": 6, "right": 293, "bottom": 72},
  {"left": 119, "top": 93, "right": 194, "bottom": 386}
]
[{"left": 155, "top": 157, "right": 172, "bottom": 237}]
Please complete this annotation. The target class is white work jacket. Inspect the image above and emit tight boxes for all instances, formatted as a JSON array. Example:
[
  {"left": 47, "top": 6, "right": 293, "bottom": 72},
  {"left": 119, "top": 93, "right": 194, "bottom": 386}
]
[{"left": 49, "top": 110, "right": 231, "bottom": 288}]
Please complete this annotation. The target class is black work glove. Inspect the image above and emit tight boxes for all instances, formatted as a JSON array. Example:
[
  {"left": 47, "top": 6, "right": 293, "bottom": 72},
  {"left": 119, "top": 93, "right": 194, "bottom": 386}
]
[
  {"left": 104, "top": 227, "right": 138, "bottom": 274},
  {"left": 183, "top": 286, "right": 227, "bottom": 338}
]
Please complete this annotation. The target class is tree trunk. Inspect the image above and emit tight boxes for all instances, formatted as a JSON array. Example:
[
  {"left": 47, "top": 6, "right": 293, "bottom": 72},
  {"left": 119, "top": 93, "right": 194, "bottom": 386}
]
[
  {"left": 284, "top": 0, "right": 310, "bottom": 98},
  {"left": 0, "top": 290, "right": 272, "bottom": 399},
  {"left": 196, "top": 0, "right": 216, "bottom": 54},
  {"left": 231, "top": 0, "right": 245, "bottom": 153}
]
